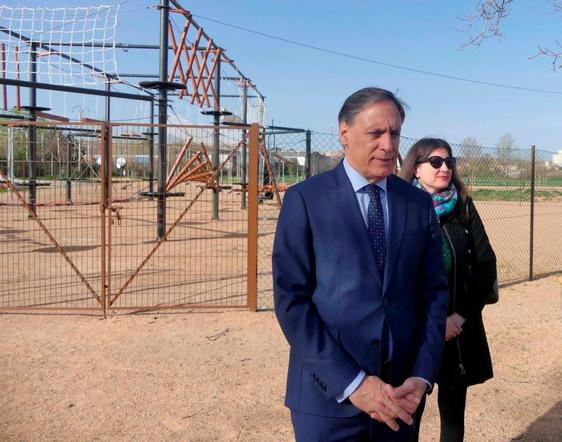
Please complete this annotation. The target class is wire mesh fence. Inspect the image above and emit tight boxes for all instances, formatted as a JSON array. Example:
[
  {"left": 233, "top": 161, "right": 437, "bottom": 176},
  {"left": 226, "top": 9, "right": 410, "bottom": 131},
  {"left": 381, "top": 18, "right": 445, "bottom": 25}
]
[
  {"left": 256, "top": 131, "right": 562, "bottom": 309},
  {"left": 2, "top": 122, "right": 560, "bottom": 312},
  {"left": 0, "top": 121, "right": 105, "bottom": 310},
  {"left": 107, "top": 124, "right": 249, "bottom": 310},
  {"left": 1, "top": 121, "right": 254, "bottom": 312},
  {"left": 532, "top": 148, "right": 562, "bottom": 279}
]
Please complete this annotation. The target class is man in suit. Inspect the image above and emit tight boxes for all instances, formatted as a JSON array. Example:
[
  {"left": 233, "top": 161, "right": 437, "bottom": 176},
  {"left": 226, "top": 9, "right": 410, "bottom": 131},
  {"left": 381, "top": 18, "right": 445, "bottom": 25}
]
[{"left": 273, "top": 87, "right": 449, "bottom": 441}]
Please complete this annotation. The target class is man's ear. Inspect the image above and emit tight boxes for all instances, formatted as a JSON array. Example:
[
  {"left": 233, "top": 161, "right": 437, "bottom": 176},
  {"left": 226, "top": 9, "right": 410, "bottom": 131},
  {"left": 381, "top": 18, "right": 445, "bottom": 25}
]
[{"left": 339, "top": 122, "right": 349, "bottom": 149}]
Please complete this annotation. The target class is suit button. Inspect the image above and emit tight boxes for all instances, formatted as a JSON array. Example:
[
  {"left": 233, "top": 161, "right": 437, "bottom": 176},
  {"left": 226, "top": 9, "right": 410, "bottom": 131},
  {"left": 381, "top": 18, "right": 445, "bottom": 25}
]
[
  {"left": 370, "top": 339, "right": 380, "bottom": 347},
  {"left": 383, "top": 298, "right": 388, "bottom": 307}
]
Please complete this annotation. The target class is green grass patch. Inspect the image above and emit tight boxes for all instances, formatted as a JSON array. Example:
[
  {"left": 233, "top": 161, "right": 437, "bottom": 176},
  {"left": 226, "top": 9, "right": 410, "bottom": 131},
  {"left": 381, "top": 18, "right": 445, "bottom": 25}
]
[
  {"left": 471, "top": 188, "right": 562, "bottom": 201},
  {"left": 463, "top": 177, "right": 562, "bottom": 187}
]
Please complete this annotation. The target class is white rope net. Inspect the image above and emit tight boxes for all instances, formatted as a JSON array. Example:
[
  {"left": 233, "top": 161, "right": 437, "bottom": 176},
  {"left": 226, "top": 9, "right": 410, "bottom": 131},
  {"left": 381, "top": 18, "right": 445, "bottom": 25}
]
[{"left": 0, "top": 4, "right": 120, "bottom": 86}]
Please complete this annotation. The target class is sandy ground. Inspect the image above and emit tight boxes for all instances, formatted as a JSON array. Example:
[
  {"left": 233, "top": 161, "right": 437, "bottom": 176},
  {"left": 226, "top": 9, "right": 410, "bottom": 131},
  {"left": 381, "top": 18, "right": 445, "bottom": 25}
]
[{"left": 1, "top": 275, "right": 561, "bottom": 442}]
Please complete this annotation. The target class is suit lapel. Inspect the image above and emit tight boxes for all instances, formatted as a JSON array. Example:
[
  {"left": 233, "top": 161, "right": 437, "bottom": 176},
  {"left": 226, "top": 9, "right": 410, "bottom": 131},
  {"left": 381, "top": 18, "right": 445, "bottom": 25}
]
[
  {"left": 333, "top": 162, "right": 382, "bottom": 288},
  {"left": 384, "top": 175, "right": 407, "bottom": 293}
]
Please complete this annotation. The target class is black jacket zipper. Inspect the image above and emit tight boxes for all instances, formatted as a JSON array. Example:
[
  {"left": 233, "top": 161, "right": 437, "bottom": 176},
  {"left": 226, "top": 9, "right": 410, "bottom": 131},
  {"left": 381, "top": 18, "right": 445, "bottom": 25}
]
[{"left": 442, "top": 223, "right": 466, "bottom": 376}]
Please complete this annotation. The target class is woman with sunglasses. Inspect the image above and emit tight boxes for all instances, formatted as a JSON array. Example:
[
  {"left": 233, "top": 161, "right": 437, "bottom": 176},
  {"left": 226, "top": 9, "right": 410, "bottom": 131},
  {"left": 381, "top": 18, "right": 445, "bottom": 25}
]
[{"left": 400, "top": 138, "right": 497, "bottom": 442}]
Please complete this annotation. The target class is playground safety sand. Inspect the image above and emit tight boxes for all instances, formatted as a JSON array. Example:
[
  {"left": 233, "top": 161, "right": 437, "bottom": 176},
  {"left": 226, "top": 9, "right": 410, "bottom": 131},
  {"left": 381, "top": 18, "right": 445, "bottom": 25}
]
[{"left": 0, "top": 276, "right": 560, "bottom": 441}]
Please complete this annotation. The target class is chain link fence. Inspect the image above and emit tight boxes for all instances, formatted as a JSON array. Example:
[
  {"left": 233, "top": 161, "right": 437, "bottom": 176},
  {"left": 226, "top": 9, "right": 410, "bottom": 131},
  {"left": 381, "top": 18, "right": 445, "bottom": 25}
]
[
  {"left": 2, "top": 122, "right": 560, "bottom": 312},
  {"left": 256, "top": 131, "right": 562, "bottom": 309},
  {"left": 1, "top": 121, "right": 253, "bottom": 312},
  {"left": 0, "top": 122, "right": 105, "bottom": 310}
]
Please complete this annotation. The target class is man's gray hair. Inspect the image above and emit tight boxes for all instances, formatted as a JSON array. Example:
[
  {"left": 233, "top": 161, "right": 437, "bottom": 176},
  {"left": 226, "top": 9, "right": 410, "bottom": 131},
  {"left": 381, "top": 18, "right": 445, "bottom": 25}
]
[{"left": 338, "top": 87, "right": 406, "bottom": 125}]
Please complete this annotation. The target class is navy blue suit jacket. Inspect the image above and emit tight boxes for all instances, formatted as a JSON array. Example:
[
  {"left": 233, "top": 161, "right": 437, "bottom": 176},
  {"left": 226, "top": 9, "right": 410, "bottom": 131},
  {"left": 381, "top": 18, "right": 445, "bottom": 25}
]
[{"left": 273, "top": 161, "right": 449, "bottom": 417}]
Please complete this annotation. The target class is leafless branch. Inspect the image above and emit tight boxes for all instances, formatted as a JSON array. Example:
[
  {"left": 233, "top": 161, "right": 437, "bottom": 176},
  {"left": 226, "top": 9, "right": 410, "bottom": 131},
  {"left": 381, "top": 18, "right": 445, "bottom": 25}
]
[
  {"left": 459, "top": 1, "right": 562, "bottom": 69},
  {"left": 531, "top": 41, "right": 562, "bottom": 70},
  {"left": 528, "top": 1, "right": 562, "bottom": 70},
  {"left": 458, "top": 0, "right": 514, "bottom": 48}
]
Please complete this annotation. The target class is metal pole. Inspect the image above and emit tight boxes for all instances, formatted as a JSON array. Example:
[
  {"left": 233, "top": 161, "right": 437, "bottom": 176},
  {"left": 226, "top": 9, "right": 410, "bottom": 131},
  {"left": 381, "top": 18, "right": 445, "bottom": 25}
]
[
  {"left": 66, "top": 137, "right": 72, "bottom": 204},
  {"left": 247, "top": 123, "right": 259, "bottom": 311},
  {"left": 15, "top": 46, "right": 20, "bottom": 110},
  {"left": 149, "top": 97, "right": 155, "bottom": 195},
  {"left": 212, "top": 49, "right": 221, "bottom": 220},
  {"left": 241, "top": 79, "right": 248, "bottom": 209},
  {"left": 529, "top": 145, "right": 536, "bottom": 281},
  {"left": 104, "top": 82, "right": 111, "bottom": 209},
  {"left": 28, "top": 42, "right": 37, "bottom": 216},
  {"left": 259, "top": 97, "right": 265, "bottom": 126},
  {"left": 1, "top": 43, "right": 7, "bottom": 110},
  {"left": 0, "top": 78, "right": 152, "bottom": 102},
  {"left": 305, "top": 129, "right": 311, "bottom": 179},
  {"left": 7, "top": 126, "right": 13, "bottom": 181},
  {"left": 157, "top": 0, "right": 170, "bottom": 239}
]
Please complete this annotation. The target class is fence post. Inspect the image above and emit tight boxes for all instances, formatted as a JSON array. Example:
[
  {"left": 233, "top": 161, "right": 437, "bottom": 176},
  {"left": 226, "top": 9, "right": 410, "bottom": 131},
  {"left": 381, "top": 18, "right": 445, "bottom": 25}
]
[
  {"left": 100, "top": 123, "right": 107, "bottom": 317},
  {"left": 65, "top": 137, "right": 72, "bottom": 204},
  {"left": 529, "top": 145, "right": 536, "bottom": 281},
  {"left": 212, "top": 50, "right": 222, "bottom": 221},
  {"left": 305, "top": 129, "right": 311, "bottom": 179},
  {"left": 247, "top": 123, "right": 259, "bottom": 311},
  {"left": 156, "top": 0, "right": 170, "bottom": 239},
  {"left": 241, "top": 79, "right": 248, "bottom": 210},
  {"left": 27, "top": 42, "right": 38, "bottom": 216}
]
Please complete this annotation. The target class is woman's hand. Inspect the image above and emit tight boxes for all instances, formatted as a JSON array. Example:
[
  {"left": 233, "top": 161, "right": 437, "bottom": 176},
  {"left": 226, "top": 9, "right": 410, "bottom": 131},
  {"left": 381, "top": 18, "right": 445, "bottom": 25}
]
[{"left": 445, "top": 313, "right": 466, "bottom": 341}]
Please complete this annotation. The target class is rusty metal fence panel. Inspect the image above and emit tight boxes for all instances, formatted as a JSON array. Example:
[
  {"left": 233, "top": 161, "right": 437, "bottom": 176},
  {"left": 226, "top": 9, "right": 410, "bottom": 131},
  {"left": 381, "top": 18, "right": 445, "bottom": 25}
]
[
  {"left": 0, "top": 121, "right": 105, "bottom": 310},
  {"left": 1, "top": 121, "right": 258, "bottom": 313},
  {"left": 106, "top": 123, "right": 250, "bottom": 310}
]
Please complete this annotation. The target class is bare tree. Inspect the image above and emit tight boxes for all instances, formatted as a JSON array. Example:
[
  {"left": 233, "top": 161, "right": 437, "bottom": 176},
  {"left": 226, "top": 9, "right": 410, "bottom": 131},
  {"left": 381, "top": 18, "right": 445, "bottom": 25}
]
[
  {"left": 458, "top": 137, "right": 484, "bottom": 187},
  {"left": 496, "top": 132, "right": 517, "bottom": 176},
  {"left": 459, "top": 0, "right": 562, "bottom": 69},
  {"left": 459, "top": 136, "right": 483, "bottom": 160},
  {"left": 459, "top": 0, "right": 514, "bottom": 47}
]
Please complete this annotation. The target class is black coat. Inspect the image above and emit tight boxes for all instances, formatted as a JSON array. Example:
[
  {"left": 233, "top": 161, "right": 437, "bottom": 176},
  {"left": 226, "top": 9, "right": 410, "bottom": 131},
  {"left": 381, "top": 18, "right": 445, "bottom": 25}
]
[{"left": 437, "top": 196, "right": 496, "bottom": 387}]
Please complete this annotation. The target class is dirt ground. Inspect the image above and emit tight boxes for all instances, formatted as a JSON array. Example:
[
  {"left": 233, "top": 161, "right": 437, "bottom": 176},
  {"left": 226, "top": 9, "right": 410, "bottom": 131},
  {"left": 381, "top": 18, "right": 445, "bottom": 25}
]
[{"left": 1, "top": 275, "right": 561, "bottom": 442}]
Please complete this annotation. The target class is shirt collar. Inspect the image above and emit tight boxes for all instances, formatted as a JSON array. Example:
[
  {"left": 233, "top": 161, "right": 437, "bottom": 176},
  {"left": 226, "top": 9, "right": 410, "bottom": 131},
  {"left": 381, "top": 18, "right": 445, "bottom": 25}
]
[{"left": 343, "top": 158, "right": 388, "bottom": 193}]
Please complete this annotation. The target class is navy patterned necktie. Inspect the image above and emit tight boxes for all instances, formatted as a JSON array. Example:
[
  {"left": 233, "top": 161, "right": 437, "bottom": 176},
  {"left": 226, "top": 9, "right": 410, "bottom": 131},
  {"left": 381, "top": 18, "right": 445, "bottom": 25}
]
[
  {"left": 365, "top": 183, "right": 386, "bottom": 282},
  {"left": 365, "top": 183, "right": 390, "bottom": 364}
]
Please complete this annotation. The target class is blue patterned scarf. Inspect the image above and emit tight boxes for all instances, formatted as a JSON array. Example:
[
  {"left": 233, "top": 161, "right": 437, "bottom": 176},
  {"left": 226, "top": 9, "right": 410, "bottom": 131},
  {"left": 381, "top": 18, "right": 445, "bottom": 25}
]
[{"left": 412, "top": 178, "right": 458, "bottom": 218}]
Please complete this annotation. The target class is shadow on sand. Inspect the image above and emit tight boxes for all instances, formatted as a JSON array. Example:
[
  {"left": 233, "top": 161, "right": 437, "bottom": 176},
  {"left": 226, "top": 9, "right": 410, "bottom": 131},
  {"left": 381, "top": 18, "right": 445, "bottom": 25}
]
[{"left": 511, "top": 400, "right": 562, "bottom": 441}]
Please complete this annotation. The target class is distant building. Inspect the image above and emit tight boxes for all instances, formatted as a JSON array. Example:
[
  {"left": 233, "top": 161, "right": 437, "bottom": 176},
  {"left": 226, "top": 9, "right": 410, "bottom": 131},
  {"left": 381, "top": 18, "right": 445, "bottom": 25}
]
[{"left": 553, "top": 150, "right": 562, "bottom": 167}]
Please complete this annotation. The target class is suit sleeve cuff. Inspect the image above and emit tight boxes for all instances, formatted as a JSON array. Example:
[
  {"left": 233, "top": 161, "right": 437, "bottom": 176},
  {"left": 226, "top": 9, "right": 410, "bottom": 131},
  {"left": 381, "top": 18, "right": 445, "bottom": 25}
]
[
  {"left": 412, "top": 376, "right": 433, "bottom": 393},
  {"left": 335, "top": 370, "right": 366, "bottom": 403}
]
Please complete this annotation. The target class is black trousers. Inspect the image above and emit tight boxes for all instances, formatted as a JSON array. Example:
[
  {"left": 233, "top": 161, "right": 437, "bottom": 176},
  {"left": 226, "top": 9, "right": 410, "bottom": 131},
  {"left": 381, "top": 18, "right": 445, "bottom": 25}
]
[{"left": 437, "top": 383, "right": 468, "bottom": 442}]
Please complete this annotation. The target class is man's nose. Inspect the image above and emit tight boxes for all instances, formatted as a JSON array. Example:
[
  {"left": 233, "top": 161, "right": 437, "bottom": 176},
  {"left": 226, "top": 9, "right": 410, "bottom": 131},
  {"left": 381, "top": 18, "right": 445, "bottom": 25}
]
[{"left": 378, "top": 133, "right": 394, "bottom": 151}]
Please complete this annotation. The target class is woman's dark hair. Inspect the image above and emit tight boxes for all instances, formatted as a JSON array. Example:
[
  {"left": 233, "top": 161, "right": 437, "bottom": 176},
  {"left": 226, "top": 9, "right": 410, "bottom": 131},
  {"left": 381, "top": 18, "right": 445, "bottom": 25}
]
[
  {"left": 400, "top": 137, "right": 469, "bottom": 221},
  {"left": 338, "top": 87, "right": 406, "bottom": 125}
]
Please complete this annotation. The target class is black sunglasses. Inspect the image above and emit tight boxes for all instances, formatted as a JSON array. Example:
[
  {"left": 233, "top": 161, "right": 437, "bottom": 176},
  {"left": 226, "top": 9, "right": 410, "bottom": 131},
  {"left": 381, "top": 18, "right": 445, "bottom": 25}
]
[{"left": 416, "top": 156, "right": 456, "bottom": 169}]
